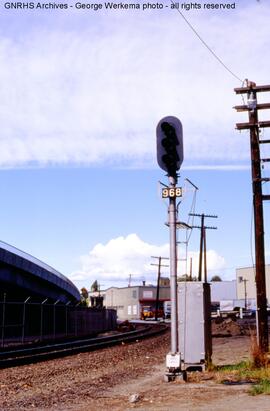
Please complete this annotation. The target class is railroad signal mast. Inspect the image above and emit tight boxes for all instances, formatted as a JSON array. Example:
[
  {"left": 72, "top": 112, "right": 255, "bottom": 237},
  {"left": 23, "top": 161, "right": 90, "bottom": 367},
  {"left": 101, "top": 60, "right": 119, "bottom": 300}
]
[
  {"left": 234, "top": 82, "right": 270, "bottom": 353},
  {"left": 156, "top": 115, "right": 184, "bottom": 380}
]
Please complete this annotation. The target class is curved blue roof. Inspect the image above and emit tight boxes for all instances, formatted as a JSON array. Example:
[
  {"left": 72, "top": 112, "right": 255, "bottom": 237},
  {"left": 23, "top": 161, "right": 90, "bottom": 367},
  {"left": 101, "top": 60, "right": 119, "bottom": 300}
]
[{"left": 0, "top": 241, "right": 80, "bottom": 302}]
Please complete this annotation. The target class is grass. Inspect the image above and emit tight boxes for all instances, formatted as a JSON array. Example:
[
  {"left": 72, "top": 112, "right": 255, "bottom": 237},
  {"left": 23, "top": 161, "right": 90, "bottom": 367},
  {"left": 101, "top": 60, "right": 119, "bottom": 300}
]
[
  {"left": 212, "top": 334, "right": 270, "bottom": 395},
  {"left": 210, "top": 360, "right": 270, "bottom": 395},
  {"left": 250, "top": 379, "right": 270, "bottom": 396}
]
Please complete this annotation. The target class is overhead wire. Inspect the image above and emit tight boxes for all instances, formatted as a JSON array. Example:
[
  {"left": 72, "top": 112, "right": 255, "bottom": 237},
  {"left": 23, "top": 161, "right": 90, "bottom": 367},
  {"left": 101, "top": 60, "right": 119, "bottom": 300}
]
[
  {"left": 180, "top": 182, "right": 198, "bottom": 276},
  {"left": 185, "top": 187, "right": 197, "bottom": 276},
  {"left": 169, "top": 1, "right": 269, "bottom": 279},
  {"left": 170, "top": 0, "right": 244, "bottom": 84}
]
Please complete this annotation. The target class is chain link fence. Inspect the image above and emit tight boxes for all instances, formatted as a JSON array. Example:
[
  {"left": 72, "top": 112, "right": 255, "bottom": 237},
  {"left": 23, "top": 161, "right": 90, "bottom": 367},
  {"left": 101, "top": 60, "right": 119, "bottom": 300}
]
[{"left": 0, "top": 294, "right": 117, "bottom": 348}]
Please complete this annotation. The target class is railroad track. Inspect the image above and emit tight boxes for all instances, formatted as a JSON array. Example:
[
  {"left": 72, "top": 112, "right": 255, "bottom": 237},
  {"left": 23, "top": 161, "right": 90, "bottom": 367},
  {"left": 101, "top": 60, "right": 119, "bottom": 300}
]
[{"left": 0, "top": 323, "right": 167, "bottom": 368}]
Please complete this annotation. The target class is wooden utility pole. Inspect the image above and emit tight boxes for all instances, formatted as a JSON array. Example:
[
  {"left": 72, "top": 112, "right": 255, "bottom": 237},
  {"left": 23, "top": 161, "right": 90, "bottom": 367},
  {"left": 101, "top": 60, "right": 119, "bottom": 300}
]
[
  {"left": 203, "top": 227, "right": 207, "bottom": 283},
  {"left": 189, "top": 257, "right": 193, "bottom": 280},
  {"left": 199, "top": 214, "right": 205, "bottom": 281},
  {"left": 234, "top": 82, "right": 270, "bottom": 353},
  {"left": 151, "top": 256, "right": 169, "bottom": 321},
  {"left": 189, "top": 213, "right": 217, "bottom": 282}
]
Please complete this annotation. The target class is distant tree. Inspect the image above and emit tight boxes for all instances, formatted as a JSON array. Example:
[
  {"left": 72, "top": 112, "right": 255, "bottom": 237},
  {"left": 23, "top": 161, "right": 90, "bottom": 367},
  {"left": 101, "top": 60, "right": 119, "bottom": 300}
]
[
  {"left": 81, "top": 287, "right": 88, "bottom": 299},
  {"left": 80, "top": 287, "right": 89, "bottom": 306},
  {"left": 177, "top": 274, "right": 190, "bottom": 282},
  {"left": 91, "top": 280, "right": 99, "bottom": 292},
  {"left": 211, "top": 275, "right": 222, "bottom": 282}
]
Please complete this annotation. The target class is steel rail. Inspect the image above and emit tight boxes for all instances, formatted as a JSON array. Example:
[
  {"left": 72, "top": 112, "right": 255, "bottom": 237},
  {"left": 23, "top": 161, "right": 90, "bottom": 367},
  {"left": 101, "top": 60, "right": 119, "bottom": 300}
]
[{"left": 0, "top": 324, "right": 168, "bottom": 368}]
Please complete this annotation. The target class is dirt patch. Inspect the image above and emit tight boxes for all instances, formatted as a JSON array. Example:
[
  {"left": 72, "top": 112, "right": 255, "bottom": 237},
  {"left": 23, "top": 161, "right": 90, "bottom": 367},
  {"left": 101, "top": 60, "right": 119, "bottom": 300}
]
[
  {"left": 0, "top": 327, "right": 269, "bottom": 411},
  {"left": 212, "top": 317, "right": 243, "bottom": 337}
]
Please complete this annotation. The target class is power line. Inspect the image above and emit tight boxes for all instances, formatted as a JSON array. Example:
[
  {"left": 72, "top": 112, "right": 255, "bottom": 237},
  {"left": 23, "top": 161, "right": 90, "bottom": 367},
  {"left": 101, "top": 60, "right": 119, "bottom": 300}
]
[{"left": 170, "top": 1, "right": 244, "bottom": 83}]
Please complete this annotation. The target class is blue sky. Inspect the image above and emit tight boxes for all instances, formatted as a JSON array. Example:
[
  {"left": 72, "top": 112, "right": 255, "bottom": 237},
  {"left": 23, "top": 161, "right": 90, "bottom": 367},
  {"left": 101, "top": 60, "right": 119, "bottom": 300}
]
[{"left": 0, "top": 0, "right": 269, "bottom": 291}]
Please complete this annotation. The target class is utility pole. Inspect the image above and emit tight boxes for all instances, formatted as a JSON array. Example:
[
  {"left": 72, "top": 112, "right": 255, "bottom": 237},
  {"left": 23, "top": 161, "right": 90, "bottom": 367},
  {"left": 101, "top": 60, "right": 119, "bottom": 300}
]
[
  {"left": 189, "top": 213, "right": 218, "bottom": 282},
  {"left": 151, "top": 256, "right": 169, "bottom": 321},
  {"left": 234, "top": 81, "right": 270, "bottom": 353},
  {"left": 199, "top": 214, "right": 205, "bottom": 281},
  {"left": 189, "top": 257, "right": 193, "bottom": 280},
  {"left": 203, "top": 227, "right": 207, "bottom": 283},
  {"left": 243, "top": 279, "right": 248, "bottom": 311}
]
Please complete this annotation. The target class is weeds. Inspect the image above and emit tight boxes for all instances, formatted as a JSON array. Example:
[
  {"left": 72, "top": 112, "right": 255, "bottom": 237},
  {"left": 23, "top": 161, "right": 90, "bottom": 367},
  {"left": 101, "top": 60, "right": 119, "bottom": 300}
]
[
  {"left": 250, "top": 379, "right": 270, "bottom": 396},
  {"left": 212, "top": 360, "right": 270, "bottom": 395},
  {"left": 250, "top": 333, "right": 269, "bottom": 368}
]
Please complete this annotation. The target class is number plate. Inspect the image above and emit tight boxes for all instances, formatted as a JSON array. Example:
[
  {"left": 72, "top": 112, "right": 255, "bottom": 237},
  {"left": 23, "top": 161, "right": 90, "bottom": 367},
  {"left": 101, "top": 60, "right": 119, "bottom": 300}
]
[
  {"left": 162, "top": 187, "right": 182, "bottom": 198},
  {"left": 166, "top": 353, "right": 181, "bottom": 368}
]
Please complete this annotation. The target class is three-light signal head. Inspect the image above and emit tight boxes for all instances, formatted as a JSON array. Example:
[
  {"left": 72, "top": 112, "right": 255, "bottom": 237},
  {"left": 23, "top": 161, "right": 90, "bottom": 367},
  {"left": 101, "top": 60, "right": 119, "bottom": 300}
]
[{"left": 156, "top": 116, "right": 183, "bottom": 177}]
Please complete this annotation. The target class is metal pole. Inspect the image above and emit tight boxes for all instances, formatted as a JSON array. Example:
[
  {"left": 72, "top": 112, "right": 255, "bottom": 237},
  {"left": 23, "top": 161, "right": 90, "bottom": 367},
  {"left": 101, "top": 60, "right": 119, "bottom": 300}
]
[
  {"left": 1, "top": 293, "right": 6, "bottom": 348},
  {"left": 189, "top": 257, "right": 193, "bottom": 281},
  {"left": 168, "top": 175, "right": 178, "bottom": 354},
  {"left": 75, "top": 301, "right": 80, "bottom": 337},
  {"left": 244, "top": 280, "right": 248, "bottom": 311},
  {"left": 53, "top": 300, "right": 60, "bottom": 340},
  {"left": 66, "top": 301, "right": 71, "bottom": 337},
  {"left": 155, "top": 257, "right": 161, "bottom": 321},
  {"left": 40, "top": 298, "right": 48, "bottom": 342},
  {"left": 248, "top": 89, "right": 268, "bottom": 352},
  {"left": 22, "top": 296, "right": 30, "bottom": 344}
]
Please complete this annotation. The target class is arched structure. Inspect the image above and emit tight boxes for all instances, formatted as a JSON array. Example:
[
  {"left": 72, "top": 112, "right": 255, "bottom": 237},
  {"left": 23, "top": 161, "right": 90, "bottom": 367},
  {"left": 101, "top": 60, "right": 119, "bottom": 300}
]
[{"left": 0, "top": 241, "right": 80, "bottom": 303}]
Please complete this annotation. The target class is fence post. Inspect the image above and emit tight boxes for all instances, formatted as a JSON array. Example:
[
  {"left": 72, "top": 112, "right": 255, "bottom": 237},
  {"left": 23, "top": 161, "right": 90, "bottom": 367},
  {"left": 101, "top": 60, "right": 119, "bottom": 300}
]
[
  {"left": 53, "top": 300, "right": 60, "bottom": 340},
  {"left": 22, "top": 297, "right": 31, "bottom": 344},
  {"left": 40, "top": 298, "right": 48, "bottom": 342},
  {"left": 75, "top": 302, "right": 80, "bottom": 337},
  {"left": 1, "top": 293, "right": 6, "bottom": 348},
  {"left": 65, "top": 301, "right": 71, "bottom": 337}
]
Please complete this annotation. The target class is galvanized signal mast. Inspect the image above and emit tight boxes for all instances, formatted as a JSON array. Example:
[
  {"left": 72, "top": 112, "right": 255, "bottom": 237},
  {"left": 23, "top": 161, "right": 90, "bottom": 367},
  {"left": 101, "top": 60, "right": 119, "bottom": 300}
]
[{"left": 156, "top": 116, "right": 184, "bottom": 379}]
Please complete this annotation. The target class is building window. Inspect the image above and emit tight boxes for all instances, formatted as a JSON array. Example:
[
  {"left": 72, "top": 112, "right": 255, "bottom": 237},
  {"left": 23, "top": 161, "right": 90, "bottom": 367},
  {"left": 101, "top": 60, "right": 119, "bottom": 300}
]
[
  {"left": 132, "top": 290, "right": 137, "bottom": 299},
  {"left": 143, "top": 290, "right": 153, "bottom": 298}
]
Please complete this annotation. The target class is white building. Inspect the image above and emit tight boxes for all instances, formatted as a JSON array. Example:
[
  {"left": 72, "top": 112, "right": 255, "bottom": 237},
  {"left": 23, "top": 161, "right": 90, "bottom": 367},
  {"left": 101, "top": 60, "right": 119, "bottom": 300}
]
[
  {"left": 210, "top": 280, "right": 237, "bottom": 302},
  {"left": 91, "top": 280, "right": 238, "bottom": 320},
  {"left": 236, "top": 264, "right": 270, "bottom": 304},
  {"left": 91, "top": 285, "right": 170, "bottom": 321}
]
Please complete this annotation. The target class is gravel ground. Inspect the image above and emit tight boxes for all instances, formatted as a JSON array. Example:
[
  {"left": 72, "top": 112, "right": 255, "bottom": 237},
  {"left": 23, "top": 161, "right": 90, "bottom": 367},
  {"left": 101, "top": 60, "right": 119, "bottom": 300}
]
[
  {"left": 0, "top": 331, "right": 171, "bottom": 410},
  {"left": 0, "top": 326, "right": 269, "bottom": 411}
]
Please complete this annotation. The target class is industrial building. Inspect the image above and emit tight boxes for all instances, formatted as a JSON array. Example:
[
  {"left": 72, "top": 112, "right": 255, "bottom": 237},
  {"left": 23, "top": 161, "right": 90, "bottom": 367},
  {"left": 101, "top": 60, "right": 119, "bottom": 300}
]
[
  {"left": 99, "top": 285, "right": 170, "bottom": 320},
  {"left": 236, "top": 264, "right": 270, "bottom": 303},
  {"left": 210, "top": 280, "right": 237, "bottom": 302},
  {"left": 95, "top": 280, "right": 238, "bottom": 320}
]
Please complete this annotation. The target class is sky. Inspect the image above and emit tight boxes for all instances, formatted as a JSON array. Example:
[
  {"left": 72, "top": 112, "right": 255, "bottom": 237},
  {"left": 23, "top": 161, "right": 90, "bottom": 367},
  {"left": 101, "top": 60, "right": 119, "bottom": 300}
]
[{"left": 0, "top": 0, "right": 269, "bottom": 293}]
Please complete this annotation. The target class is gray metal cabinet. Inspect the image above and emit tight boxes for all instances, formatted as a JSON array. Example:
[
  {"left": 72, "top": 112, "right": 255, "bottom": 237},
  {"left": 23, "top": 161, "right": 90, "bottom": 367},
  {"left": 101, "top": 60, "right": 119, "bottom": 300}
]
[{"left": 178, "top": 282, "right": 212, "bottom": 371}]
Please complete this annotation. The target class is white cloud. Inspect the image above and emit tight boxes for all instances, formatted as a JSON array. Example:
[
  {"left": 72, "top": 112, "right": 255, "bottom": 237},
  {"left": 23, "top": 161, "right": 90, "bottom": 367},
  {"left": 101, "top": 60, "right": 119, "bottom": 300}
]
[
  {"left": 0, "top": 2, "right": 269, "bottom": 168},
  {"left": 70, "top": 233, "right": 226, "bottom": 287},
  {"left": 70, "top": 233, "right": 170, "bottom": 286}
]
